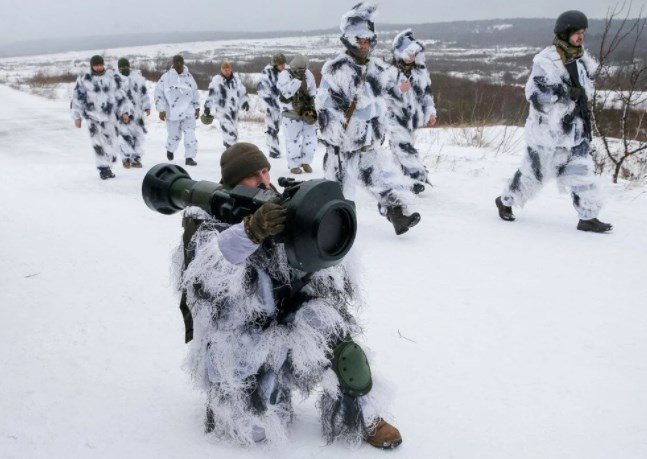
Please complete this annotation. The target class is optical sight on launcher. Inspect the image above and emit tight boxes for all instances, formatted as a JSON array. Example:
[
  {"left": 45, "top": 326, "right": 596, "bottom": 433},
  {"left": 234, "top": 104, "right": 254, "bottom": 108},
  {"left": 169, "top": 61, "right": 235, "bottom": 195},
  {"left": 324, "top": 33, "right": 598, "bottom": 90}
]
[{"left": 142, "top": 164, "right": 357, "bottom": 272}]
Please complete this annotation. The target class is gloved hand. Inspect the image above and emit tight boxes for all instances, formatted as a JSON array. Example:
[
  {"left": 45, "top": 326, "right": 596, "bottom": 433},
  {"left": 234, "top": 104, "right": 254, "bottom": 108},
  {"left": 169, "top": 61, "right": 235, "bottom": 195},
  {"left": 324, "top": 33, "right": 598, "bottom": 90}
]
[
  {"left": 158, "top": 111, "right": 166, "bottom": 121},
  {"left": 203, "top": 107, "right": 211, "bottom": 117},
  {"left": 568, "top": 86, "right": 582, "bottom": 101},
  {"left": 194, "top": 108, "right": 200, "bottom": 119},
  {"left": 242, "top": 101, "right": 250, "bottom": 111},
  {"left": 243, "top": 202, "right": 286, "bottom": 243}
]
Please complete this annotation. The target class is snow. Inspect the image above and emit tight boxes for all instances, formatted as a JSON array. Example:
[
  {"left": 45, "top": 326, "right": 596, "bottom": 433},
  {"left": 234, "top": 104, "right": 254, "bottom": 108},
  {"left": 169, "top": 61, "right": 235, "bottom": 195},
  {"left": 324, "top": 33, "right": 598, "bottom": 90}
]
[{"left": 1, "top": 80, "right": 647, "bottom": 459}]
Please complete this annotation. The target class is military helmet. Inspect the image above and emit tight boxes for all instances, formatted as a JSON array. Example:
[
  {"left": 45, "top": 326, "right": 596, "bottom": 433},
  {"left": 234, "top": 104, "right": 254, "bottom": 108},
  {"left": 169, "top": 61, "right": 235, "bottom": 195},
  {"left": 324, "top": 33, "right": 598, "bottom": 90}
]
[
  {"left": 272, "top": 53, "right": 286, "bottom": 66},
  {"left": 289, "top": 54, "right": 309, "bottom": 71},
  {"left": 554, "top": 10, "right": 589, "bottom": 38}
]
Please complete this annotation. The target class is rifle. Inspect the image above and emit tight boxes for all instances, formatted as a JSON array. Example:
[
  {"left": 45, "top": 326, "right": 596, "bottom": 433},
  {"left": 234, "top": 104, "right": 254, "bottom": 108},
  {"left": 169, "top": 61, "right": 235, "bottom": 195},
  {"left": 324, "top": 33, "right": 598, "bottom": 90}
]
[{"left": 342, "top": 68, "right": 368, "bottom": 130}]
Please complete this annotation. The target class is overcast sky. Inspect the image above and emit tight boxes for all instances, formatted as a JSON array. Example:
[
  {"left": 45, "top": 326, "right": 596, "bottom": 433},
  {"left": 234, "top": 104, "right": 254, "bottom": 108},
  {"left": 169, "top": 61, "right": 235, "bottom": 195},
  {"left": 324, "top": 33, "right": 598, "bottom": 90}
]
[{"left": 0, "top": 0, "right": 630, "bottom": 45}]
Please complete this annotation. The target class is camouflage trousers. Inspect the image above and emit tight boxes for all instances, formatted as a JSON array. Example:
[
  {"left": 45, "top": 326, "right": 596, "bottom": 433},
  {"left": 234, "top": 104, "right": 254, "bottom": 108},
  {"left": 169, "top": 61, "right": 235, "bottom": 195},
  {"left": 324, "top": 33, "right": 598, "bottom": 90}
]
[
  {"left": 86, "top": 119, "right": 118, "bottom": 169},
  {"left": 501, "top": 140, "right": 602, "bottom": 220}
]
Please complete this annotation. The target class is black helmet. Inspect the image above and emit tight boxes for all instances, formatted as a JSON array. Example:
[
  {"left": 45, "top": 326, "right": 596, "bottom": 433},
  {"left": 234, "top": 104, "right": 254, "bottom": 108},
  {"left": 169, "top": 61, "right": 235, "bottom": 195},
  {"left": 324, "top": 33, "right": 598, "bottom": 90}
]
[{"left": 554, "top": 10, "right": 588, "bottom": 39}]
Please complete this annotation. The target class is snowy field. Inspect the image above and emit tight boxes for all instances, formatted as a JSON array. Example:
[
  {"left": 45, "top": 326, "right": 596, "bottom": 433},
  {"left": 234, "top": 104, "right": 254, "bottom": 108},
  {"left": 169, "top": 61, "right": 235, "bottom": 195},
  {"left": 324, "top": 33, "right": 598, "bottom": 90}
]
[
  {"left": 0, "top": 32, "right": 537, "bottom": 87},
  {"left": 1, "top": 80, "right": 647, "bottom": 459}
]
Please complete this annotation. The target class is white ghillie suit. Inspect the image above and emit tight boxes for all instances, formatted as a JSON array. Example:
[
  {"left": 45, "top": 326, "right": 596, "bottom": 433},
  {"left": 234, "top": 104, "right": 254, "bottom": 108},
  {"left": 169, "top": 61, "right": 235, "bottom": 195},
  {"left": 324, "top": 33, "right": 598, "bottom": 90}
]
[
  {"left": 154, "top": 67, "right": 200, "bottom": 159},
  {"left": 277, "top": 68, "right": 318, "bottom": 170},
  {"left": 175, "top": 208, "right": 387, "bottom": 446},
  {"left": 257, "top": 64, "right": 282, "bottom": 158},
  {"left": 383, "top": 29, "right": 436, "bottom": 184},
  {"left": 204, "top": 73, "right": 249, "bottom": 148},
  {"left": 501, "top": 46, "right": 602, "bottom": 219},
  {"left": 70, "top": 69, "right": 131, "bottom": 169},
  {"left": 316, "top": 3, "right": 413, "bottom": 213},
  {"left": 116, "top": 69, "right": 151, "bottom": 162}
]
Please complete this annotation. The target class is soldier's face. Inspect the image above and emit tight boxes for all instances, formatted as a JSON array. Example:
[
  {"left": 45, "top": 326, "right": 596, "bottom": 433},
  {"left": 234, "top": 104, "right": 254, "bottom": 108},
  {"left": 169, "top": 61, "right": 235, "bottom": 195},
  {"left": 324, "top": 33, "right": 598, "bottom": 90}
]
[
  {"left": 239, "top": 168, "right": 271, "bottom": 189},
  {"left": 569, "top": 29, "right": 585, "bottom": 46},
  {"left": 173, "top": 63, "right": 184, "bottom": 74},
  {"left": 92, "top": 64, "right": 105, "bottom": 73},
  {"left": 356, "top": 38, "right": 370, "bottom": 57},
  {"left": 221, "top": 68, "right": 232, "bottom": 78},
  {"left": 403, "top": 56, "right": 415, "bottom": 64},
  {"left": 276, "top": 63, "right": 286, "bottom": 72}
]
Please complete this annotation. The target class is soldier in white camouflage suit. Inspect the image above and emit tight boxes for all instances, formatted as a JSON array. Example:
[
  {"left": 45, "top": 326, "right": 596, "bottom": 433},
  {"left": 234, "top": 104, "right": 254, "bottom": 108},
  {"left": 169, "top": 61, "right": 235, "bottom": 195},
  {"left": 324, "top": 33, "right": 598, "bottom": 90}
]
[
  {"left": 257, "top": 54, "right": 286, "bottom": 158},
  {"left": 277, "top": 54, "right": 318, "bottom": 174},
  {"left": 70, "top": 55, "right": 132, "bottom": 179},
  {"left": 154, "top": 55, "right": 201, "bottom": 166},
  {"left": 316, "top": 3, "right": 421, "bottom": 235},
  {"left": 176, "top": 142, "right": 402, "bottom": 449},
  {"left": 383, "top": 29, "right": 437, "bottom": 194},
  {"left": 495, "top": 11, "right": 612, "bottom": 233},
  {"left": 115, "top": 58, "right": 151, "bottom": 169},
  {"left": 203, "top": 61, "right": 250, "bottom": 149}
]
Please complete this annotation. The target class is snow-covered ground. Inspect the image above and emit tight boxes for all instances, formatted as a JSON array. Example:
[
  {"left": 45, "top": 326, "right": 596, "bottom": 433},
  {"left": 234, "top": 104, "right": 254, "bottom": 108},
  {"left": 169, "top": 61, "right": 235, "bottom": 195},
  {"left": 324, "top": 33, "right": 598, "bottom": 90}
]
[
  {"left": 0, "top": 32, "right": 539, "bottom": 87},
  {"left": 1, "top": 83, "right": 647, "bottom": 459}
]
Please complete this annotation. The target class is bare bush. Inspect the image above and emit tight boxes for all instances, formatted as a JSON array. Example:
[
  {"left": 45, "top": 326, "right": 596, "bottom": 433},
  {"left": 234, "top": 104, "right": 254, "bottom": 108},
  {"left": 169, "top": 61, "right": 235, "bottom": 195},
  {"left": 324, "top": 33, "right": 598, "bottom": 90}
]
[
  {"left": 26, "top": 71, "right": 77, "bottom": 86},
  {"left": 592, "top": 2, "right": 647, "bottom": 183}
]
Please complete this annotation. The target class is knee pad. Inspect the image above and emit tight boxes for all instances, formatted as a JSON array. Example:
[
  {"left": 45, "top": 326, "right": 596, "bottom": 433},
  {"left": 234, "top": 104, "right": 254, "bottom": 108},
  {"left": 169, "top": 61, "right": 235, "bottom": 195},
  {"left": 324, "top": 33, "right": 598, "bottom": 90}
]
[{"left": 332, "top": 340, "right": 372, "bottom": 397}]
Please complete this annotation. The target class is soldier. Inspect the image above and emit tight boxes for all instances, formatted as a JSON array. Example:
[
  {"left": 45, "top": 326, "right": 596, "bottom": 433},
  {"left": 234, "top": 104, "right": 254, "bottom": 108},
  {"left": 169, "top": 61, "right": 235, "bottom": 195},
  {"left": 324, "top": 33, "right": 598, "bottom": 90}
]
[
  {"left": 384, "top": 29, "right": 437, "bottom": 193},
  {"left": 115, "top": 58, "right": 151, "bottom": 169},
  {"left": 203, "top": 61, "right": 249, "bottom": 149},
  {"left": 257, "top": 53, "right": 286, "bottom": 158},
  {"left": 277, "top": 54, "right": 318, "bottom": 174},
  {"left": 495, "top": 11, "right": 612, "bottom": 233},
  {"left": 70, "top": 55, "right": 132, "bottom": 179},
  {"left": 154, "top": 55, "right": 200, "bottom": 166},
  {"left": 176, "top": 142, "right": 402, "bottom": 449},
  {"left": 316, "top": 3, "right": 421, "bottom": 235}
]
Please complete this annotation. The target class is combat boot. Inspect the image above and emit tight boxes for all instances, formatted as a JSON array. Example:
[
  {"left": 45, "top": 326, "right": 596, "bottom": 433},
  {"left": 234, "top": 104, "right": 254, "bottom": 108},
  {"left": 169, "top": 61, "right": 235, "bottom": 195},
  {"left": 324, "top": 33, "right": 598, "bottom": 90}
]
[
  {"left": 122, "top": 158, "right": 131, "bottom": 169},
  {"left": 302, "top": 163, "right": 313, "bottom": 173},
  {"left": 185, "top": 158, "right": 197, "bottom": 166},
  {"left": 167, "top": 151, "right": 174, "bottom": 161},
  {"left": 366, "top": 418, "right": 402, "bottom": 449},
  {"left": 386, "top": 206, "right": 421, "bottom": 235},
  {"left": 577, "top": 218, "right": 613, "bottom": 233},
  {"left": 290, "top": 167, "right": 303, "bottom": 174},
  {"left": 98, "top": 167, "right": 115, "bottom": 180},
  {"left": 495, "top": 196, "right": 515, "bottom": 221},
  {"left": 131, "top": 158, "right": 143, "bottom": 168}
]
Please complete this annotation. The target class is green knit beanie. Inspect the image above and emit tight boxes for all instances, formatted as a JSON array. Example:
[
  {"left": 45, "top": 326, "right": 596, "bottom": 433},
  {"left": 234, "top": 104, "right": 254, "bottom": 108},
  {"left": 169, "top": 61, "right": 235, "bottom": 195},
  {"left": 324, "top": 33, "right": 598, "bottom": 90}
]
[
  {"left": 220, "top": 143, "right": 271, "bottom": 188},
  {"left": 118, "top": 58, "right": 130, "bottom": 68},
  {"left": 90, "top": 55, "right": 104, "bottom": 66}
]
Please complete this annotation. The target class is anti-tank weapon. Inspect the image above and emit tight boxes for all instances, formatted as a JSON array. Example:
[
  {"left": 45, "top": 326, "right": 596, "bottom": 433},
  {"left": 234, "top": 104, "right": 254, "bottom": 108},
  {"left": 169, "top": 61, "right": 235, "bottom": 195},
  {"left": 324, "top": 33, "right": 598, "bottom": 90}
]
[{"left": 142, "top": 164, "right": 357, "bottom": 272}]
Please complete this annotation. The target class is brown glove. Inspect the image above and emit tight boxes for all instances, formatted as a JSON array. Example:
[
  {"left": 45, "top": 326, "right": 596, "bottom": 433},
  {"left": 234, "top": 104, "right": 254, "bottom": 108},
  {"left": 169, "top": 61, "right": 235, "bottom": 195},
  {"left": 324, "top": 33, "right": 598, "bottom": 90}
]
[{"left": 243, "top": 202, "right": 286, "bottom": 243}]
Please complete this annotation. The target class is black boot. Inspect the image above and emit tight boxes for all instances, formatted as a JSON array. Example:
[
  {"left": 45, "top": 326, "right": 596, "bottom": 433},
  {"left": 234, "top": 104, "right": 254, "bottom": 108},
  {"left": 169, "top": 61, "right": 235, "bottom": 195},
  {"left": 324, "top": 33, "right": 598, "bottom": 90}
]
[
  {"left": 386, "top": 206, "right": 421, "bottom": 235},
  {"left": 577, "top": 218, "right": 613, "bottom": 233},
  {"left": 495, "top": 196, "right": 515, "bottom": 221},
  {"left": 167, "top": 151, "right": 174, "bottom": 161},
  {"left": 412, "top": 183, "right": 425, "bottom": 194},
  {"left": 205, "top": 406, "right": 215, "bottom": 433},
  {"left": 185, "top": 158, "right": 197, "bottom": 166},
  {"left": 98, "top": 167, "right": 115, "bottom": 180}
]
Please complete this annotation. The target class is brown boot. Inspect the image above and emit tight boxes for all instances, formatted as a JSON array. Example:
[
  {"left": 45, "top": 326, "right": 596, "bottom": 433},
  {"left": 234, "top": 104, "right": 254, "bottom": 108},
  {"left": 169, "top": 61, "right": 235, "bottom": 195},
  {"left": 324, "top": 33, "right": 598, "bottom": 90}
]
[
  {"left": 365, "top": 418, "right": 402, "bottom": 449},
  {"left": 131, "top": 158, "right": 143, "bottom": 168},
  {"left": 302, "top": 163, "right": 313, "bottom": 173},
  {"left": 290, "top": 167, "right": 303, "bottom": 174},
  {"left": 122, "top": 159, "right": 131, "bottom": 169}
]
